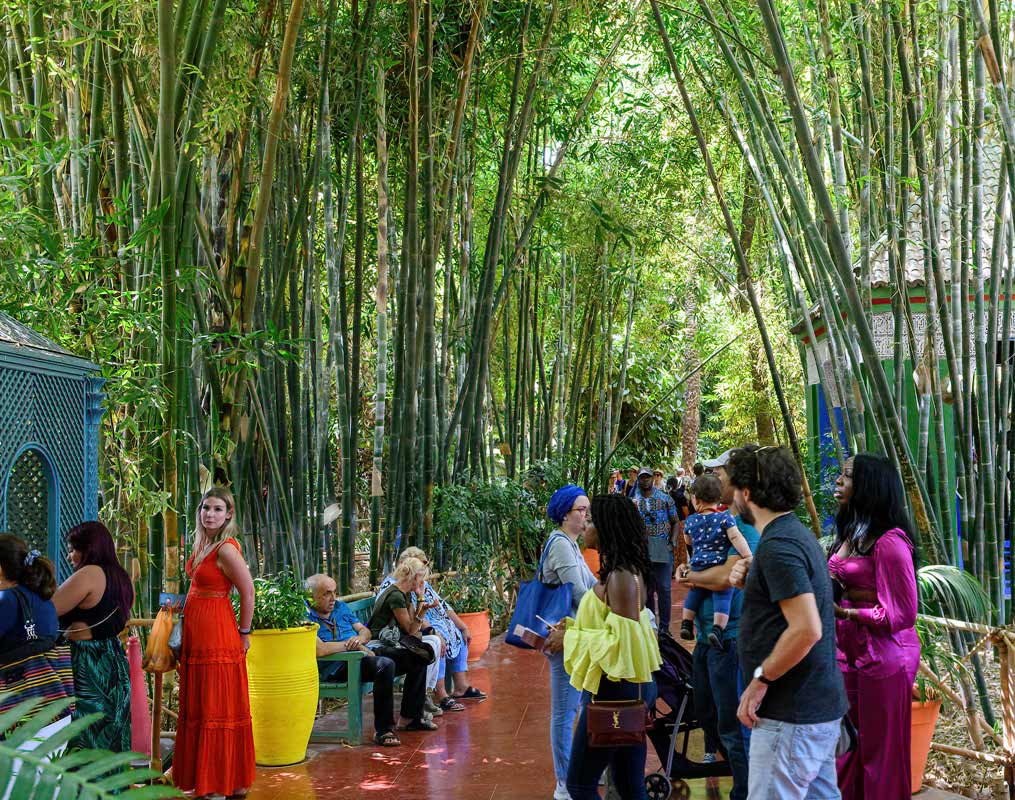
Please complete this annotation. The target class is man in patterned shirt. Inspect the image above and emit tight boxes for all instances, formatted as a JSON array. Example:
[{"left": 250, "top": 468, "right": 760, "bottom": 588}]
[{"left": 632, "top": 467, "right": 679, "bottom": 635}]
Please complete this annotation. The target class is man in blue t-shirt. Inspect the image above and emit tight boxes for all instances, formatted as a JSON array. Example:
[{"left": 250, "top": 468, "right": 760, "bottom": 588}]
[
  {"left": 305, "top": 574, "right": 401, "bottom": 747},
  {"left": 675, "top": 448, "right": 757, "bottom": 800}
]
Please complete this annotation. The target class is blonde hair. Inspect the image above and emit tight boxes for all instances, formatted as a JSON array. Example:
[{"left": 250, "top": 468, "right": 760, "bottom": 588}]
[
  {"left": 398, "top": 547, "right": 427, "bottom": 564},
  {"left": 195, "top": 486, "right": 239, "bottom": 551},
  {"left": 393, "top": 556, "right": 427, "bottom": 584}
]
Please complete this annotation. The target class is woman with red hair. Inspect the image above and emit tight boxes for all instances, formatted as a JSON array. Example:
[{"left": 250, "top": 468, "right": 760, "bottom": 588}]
[{"left": 53, "top": 521, "right": 134, "bottom": 751}]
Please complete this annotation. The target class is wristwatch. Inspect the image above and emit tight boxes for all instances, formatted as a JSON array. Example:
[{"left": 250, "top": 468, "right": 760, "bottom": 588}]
[{"left": 753, "top": 664, "right": 774, "bottom": 685}]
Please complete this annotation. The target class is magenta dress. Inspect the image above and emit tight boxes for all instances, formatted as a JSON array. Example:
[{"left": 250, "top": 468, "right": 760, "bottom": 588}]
[{"left": 828, "top": 528, "right": 920, "bottom": 800}]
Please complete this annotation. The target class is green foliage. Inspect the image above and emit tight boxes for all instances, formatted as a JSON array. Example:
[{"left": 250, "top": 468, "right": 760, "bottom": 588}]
[
  {"left": 245, "top": 572, "right": 313, "bottom": 631},
  {"left": 435, "top": 572, "right": 506, "bottom": 617},
  {"left": 914, "top": 566, "right": 993, "bottom": 703},
  {"left": 917, "top": 565, "right": 993, "bottom": 623},
  {"left": 0, "top": 696, "right": 180, "bottom": 799}
]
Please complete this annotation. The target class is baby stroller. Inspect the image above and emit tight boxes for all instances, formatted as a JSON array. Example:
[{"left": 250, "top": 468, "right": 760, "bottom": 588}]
[{"left": 643, "top": 631, "right": 733, "bottom": 800}]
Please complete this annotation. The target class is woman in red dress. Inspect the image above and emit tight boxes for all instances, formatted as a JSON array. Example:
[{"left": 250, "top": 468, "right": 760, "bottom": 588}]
[{"left": 173, "top": 487, "right": 256, "bottom": 798}]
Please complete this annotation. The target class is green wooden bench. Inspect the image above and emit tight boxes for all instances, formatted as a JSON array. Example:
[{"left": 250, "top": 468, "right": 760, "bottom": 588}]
[{"left": 310, "top": 594, "right": 380, "bottom": 746}]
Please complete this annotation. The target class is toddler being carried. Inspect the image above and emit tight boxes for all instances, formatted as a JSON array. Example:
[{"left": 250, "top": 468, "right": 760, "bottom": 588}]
[{"left": 678, "top": 473, "right": 752, "bottom": 650}]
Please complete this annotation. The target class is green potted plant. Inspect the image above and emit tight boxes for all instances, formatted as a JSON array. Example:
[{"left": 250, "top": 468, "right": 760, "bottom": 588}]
[
  {"left": 910, "top": 565, "right": 993, "bottom": 793},
  {"left": 242, "top": 572, "right": 318, "bottom": 766}
]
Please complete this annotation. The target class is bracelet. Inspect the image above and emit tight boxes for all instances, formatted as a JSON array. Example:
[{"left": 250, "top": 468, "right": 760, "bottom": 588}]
[{"left": 238, "top": 627, "right": 252, "bottom": 635}]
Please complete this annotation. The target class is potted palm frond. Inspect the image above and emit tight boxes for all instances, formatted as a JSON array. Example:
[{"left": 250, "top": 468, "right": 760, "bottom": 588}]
[
  {"left": 241, "top": 572, "right": 318, "bottom": 766},
  {"left": 0, "top": 694, "right": 181, "bottom": 798},
  {"left": 911, "top": 565, "right": 994, "bottom": 793}
]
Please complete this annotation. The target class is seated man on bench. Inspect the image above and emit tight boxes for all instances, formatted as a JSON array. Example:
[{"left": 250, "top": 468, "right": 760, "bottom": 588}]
[{"left": 305, "top": 574, "right": 401, "bottom": 747}]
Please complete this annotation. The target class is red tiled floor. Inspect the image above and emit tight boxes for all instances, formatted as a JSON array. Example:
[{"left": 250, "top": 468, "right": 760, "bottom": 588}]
[{"left": 247, "top": 580, "right": 733, "bottom": 799}]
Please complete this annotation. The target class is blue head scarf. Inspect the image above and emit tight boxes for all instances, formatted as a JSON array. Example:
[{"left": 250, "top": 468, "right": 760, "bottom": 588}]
[{"left": 547, "top": 484, "right": 587, "bottom": 525}]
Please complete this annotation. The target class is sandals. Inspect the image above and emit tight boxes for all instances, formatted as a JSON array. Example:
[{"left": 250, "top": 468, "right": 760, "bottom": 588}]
[
  {"left": 439, "top": 696, "right": 466, "bottom": 712},
  {"left": 453, "top": 686, "right": 487, "bottom": 700},
  {"left": 374, "top": 730, "right": 401, "bottom": 747},
  {"left": 399, "top": 717, "right": 439, "bottom": 732}
]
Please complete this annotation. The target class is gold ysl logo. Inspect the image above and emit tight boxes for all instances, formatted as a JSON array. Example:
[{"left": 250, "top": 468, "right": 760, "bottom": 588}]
[{"left": 612, "top": 711, "right": 620, "bottom": 729}]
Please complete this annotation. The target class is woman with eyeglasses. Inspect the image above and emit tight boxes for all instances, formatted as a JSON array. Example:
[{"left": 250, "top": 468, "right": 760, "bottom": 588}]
[
  {"left": 379, "top": 547, "right": 487, "bottom": 717},
  {"left": 829, "top": 455, "right": 920, "bottom": 800},
  {"left": 540, "top": 484, "right": 597, "bottom": 800}
]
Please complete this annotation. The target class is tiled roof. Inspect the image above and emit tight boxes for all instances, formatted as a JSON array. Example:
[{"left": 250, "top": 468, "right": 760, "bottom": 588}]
[
  {"left": 866, "top": 140, "right": 1004, "bottom": 287},
  {"left": 0, "top": 311, "right": 75, "bottom": 358}
]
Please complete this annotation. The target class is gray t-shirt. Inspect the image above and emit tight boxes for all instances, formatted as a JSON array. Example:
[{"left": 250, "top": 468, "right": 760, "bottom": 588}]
[
  {"left": 540, "top": 532, "right": 597, "bottom": 612},
  {"left": 738, "top": 513, "right": 848, "bottom": 725}
]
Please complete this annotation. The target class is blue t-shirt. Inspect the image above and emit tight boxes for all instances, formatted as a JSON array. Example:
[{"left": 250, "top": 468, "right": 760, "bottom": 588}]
[
  {"left": 306, "top": 601, "right": 360, "bottom": 644},
  {"left": 694, "top": 517, "right": 760, "bottom": 645},
  {"left": 685, "top": 509, "right": 739, "bottom": 569},
  {"left": 0, "top": 586, "right": 59, "bottom": 652}
]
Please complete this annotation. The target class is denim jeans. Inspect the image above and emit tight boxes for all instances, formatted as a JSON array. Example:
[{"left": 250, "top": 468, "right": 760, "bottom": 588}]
[
  {"left": 547, "top": 649, "right": 581, "bottom": 782},
  {"left": 565, "top": 679, "right": 655, "bottom": 800},
  {"left": 692, "top": 641, "right": 749, "bottom": 800},
  {"left": 747, "top": 717, "right": 841, "bottom": 799},
  {"left": 647, "top": 560, "right": 673, "bottom": 635}
]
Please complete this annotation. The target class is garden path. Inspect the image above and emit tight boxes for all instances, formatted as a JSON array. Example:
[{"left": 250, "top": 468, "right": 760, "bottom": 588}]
[{"left": 244, "top": 583, "right": 963, "bottom": 800}]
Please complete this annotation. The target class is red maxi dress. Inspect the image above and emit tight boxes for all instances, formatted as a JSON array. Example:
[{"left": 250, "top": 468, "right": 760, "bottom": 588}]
[{"left": 173, "top": 538, "right": 256, "bottom": 795}]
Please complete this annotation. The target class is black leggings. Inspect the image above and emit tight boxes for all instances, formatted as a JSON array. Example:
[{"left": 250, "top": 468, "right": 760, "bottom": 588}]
[{"left": 371, "top": 645, "right": 428, "bottom": 721}]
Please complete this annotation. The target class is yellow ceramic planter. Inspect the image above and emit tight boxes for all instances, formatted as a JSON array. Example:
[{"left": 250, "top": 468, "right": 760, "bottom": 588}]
[{"left": 246, "top": 624, "right": 319, "bottom": 766}]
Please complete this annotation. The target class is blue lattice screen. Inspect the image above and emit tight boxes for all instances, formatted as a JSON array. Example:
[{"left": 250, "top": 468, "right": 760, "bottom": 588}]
[
  {"left": 0, "top": 358, "right": 103, "bottom": 580},
  {"left": 7, "top": 448, "right": 50, "bottom": 554}
]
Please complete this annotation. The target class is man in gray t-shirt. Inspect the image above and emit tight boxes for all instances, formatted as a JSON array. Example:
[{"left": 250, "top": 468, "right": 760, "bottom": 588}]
[{"left": 727, "top": 445, "right": 847, "bottom": 800}]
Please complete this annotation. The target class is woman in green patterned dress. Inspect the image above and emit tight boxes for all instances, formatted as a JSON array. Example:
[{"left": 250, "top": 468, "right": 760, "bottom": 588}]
[{"left": 53, "top": 521, "right": 133, "bottom": 751}]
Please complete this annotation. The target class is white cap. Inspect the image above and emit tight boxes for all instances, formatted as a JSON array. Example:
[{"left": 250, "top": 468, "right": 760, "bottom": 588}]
[{"left": 702, "top": 449, "right": 735, "bottom": 469}]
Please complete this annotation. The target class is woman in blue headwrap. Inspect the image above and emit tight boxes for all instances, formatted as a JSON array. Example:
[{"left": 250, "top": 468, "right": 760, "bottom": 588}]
[{"left": 541, "top": 484, "right": 597, "bottom": 800}]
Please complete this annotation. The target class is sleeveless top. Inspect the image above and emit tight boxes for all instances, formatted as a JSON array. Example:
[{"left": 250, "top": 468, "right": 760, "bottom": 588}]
[{"left": 59, "top": 587, "right": 125, "bottom": 640}]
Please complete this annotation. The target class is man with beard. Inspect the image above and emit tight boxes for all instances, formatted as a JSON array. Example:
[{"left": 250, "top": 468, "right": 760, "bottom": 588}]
[{"left": 727, "top": 445, "right": 847, "bottom": 799}]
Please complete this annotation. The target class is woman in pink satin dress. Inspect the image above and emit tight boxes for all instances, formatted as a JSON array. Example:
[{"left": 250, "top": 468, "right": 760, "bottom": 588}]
[{"left": 828, "top": 454, "right": 920, "bottom": 800}]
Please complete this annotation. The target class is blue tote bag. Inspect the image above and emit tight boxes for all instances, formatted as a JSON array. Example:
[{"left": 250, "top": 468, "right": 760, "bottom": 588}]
[{"left": 505, "top": 533, "right": 574, "bottom": 649}]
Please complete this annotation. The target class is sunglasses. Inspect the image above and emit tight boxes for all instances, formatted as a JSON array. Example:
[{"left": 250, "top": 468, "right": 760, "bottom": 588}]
[{"left": 753, "top": 445, "right": 778, "bottom": 485}]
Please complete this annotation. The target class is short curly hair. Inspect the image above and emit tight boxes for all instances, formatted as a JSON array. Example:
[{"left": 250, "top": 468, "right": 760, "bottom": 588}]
[{"left": 726, "top": 445, "right": 802, "bottom": 512}]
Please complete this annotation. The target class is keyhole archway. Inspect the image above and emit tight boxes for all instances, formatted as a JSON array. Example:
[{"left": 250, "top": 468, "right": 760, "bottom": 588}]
[{"left": 2, "top": 445, "right": 60, "bottom": 564}]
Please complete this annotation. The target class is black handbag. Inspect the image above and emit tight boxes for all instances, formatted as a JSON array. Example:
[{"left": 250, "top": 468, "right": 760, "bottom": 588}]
[{"left": 398, "top": 634, "right": 436, "bottom": 665}]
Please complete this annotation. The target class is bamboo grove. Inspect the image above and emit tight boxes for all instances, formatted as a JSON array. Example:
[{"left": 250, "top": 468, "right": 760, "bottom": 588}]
[
  {"left": 4, "top": 0, "right": 1012, "bottom": 622},
  {"left": 647, "top": 0, "right": 1015, "bottom": 623},
  {"left": 0, "top": 0, "right": 744, "bottom": 604}
]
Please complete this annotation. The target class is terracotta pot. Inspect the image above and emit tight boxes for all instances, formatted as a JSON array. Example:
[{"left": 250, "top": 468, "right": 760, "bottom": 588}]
[
  {"left": 459, "top": 610, "right": 491, "bottom": 662},
  {"left": 910, "top": 699, "right": 941, "bottom": 794},
  {"left": 582, "top": 548, "right": 601, "bottom": 578}
]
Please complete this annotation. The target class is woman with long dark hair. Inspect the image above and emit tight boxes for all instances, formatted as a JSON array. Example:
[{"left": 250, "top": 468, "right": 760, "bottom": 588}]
[
  {"left": 829, "top": 454, "right": 920, "bottom": 800},
  {"left": 53, "top": 521, "right": 134, "bottom": 751},
  {"left": 562, "top": 494, "right": 661, "bottom": 799}
]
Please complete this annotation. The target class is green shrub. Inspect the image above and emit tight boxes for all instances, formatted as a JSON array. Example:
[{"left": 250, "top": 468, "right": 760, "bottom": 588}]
[{"left": 245, "top": 572, "right": 313, "bottom": 630}]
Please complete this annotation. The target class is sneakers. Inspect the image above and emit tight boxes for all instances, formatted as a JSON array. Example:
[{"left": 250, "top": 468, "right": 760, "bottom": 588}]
[
  {"left": 702, "top": 753, "right": 717, "bottom": 764},
  {"left": 424, "top": 697, "right": 444, "bottom": 717},
  {"left": 708, "top": 625, "right": 726, "bottom": 651},
  {"left": 679, "top": 620, "right": 695, "bottom": 641},
  {"left": 553, "top": 781, "right": 572, "bottom": 800}
]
